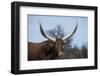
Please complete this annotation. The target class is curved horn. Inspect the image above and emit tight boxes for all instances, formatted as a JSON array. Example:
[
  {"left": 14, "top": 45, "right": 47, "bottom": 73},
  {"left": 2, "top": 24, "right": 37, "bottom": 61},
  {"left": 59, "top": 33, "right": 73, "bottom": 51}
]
[
  {"left": 40, "top": 23, "right": 56, "bottom": 42},
  {"left": 62, "top": 22, "right": 78, "bottom": 42}
]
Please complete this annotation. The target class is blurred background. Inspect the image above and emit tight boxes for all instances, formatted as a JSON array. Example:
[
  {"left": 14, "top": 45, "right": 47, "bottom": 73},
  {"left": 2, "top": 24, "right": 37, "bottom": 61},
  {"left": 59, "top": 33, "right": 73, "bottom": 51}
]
[{"left": 28, "top": 15, "right": 88, "bottom": 59}]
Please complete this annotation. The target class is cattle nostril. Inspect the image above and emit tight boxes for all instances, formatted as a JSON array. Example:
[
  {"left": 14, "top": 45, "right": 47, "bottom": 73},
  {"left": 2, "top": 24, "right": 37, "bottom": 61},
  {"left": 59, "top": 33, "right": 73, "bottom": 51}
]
[
  {"left": 58, "top": 52, "right": 64, "bottom": 57},
  {"left": 58, "top": 54, "right": 62, "bottom": 57}
]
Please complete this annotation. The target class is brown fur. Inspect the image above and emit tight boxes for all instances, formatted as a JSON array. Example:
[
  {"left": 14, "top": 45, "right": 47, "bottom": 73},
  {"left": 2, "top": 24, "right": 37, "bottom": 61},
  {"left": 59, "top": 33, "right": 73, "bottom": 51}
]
[{"left": 28, "top": 41, "right": 58, "bottom": 60}]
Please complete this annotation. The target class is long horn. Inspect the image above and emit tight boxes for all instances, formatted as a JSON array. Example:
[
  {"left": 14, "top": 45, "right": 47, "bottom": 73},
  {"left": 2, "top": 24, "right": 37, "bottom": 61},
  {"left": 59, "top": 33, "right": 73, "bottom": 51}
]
[
  {"left": 62, "top": 22, "right": 78, "bottom": 42},
  {"left": 40, "top": 23, "right": 56, "bottom": 42}
]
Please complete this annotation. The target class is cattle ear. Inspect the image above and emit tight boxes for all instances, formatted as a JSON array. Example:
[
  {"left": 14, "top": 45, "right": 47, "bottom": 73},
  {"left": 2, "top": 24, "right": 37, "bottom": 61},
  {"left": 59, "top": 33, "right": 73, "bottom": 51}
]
[
  {"left": 48, "top": 40, "right": 55, "bottom": 47},
  {"left": 49, "top": 43, "right": 54, "bottom": 47}
]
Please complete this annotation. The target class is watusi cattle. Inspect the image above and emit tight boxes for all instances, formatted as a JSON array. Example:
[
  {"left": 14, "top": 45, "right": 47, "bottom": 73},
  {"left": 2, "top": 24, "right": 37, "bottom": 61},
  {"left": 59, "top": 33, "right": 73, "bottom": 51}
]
[{"left": 28, "top": 22, "right": 78, "bottom": 60}]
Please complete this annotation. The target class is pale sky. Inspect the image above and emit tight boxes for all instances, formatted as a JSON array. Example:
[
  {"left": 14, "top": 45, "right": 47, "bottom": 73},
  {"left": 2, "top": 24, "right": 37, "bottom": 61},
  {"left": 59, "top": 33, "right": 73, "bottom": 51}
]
[{"left": 27, "top": 15, "right": 88, "bottom": 48}]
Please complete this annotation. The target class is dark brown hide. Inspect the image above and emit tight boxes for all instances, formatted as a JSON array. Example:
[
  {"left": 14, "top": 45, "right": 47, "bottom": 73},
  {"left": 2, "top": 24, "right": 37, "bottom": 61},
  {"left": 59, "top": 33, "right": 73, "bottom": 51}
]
[
  {"left": 55, "top": 39, "right": 64, "bottom": 57},
  {"left": 28, "top": 41, "right": 58, "bottom": 60}
]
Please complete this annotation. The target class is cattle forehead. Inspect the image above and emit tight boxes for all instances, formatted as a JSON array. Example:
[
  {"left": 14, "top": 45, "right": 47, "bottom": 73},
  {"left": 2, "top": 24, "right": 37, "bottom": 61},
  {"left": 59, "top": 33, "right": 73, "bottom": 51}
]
[{"left": 55, "top": 38, "right": 64, "bottom": 44}]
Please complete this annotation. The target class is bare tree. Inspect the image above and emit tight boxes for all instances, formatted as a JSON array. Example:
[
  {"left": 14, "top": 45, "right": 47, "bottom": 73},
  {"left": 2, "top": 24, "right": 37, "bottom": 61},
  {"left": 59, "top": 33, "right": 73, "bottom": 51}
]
[
  {"left": 81, "top": 43, "right": 88, "bottom": 58},
  {"left": 47, "top": 25, "right": 72, "bottom": 48},
  {"left": 47, "top": 25, "right": 64, "bottom": 38}
]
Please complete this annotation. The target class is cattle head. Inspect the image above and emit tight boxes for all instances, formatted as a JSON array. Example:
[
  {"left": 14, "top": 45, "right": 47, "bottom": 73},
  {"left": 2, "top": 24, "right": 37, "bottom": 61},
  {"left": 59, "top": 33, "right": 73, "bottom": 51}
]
[{"left": 40, "top": 22, "right": 78, "bottom": 57}]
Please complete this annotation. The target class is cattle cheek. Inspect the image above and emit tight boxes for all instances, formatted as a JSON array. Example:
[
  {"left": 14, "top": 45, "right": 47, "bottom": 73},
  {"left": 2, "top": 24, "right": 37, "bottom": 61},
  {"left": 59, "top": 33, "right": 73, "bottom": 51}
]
[{"left": 53, "top": 49, "right": 58, "bottom": 58}]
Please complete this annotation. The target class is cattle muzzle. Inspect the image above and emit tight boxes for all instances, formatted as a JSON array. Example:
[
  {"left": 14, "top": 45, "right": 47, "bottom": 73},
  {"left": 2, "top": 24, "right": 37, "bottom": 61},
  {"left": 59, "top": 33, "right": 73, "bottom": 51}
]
[{"left": 58, "top": 50, "right": 64, "bottom": 57}]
